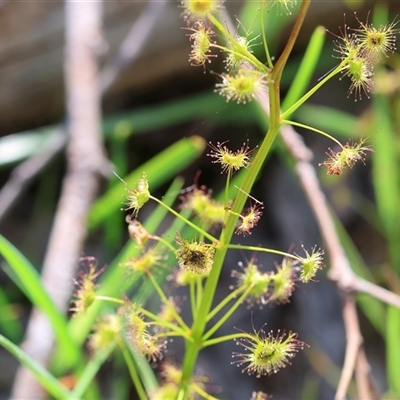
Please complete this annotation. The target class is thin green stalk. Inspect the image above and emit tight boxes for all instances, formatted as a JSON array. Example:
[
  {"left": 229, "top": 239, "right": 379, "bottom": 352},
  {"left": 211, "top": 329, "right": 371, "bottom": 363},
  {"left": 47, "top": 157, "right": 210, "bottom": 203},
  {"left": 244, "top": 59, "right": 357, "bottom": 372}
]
[
  {"left": 282, "top": 119, "right": 343, "bottom": 147},
  {"left": 226, "top": 244, "right": 299, "bottom": 260},
  {"left": 151, "top": 234, "right": 176, "bottom": 252},
  {"left": 207, "top": 14, "right": 269, "bottom": 73},
  {"left": 118, "top": 338, "right": 147, "bottom": 400},
  {"left": 147, "top": 271, "right": 189, "bottom": 331},
  {"left": 190, "top": 279, "right": 196, "bottom": 321},
  {"left": 150, "top": 196, "right": 217, "bottom": 242},
  {"left": 260, "top": 0, "right": 273, "bottom": 68},
  {"left": 202, "top": 287, "right": 251, "bottom": 341},
  {"left": 203, "top": 333, "right": 251, "bottom": 348},
  {"left": 139, "top": 308, "right": 190, "bottom": 339},
  {"left": 196, "top": 276, "right": 203, "bottom": 312},
  {"left": 206, "top": 286, "right": 246, "bottom": 322},
  {"left": 281, "top": 63, "right": 344, "bottom": 120},
  {"left": 95, "top": 296, "right": 124, "bottom": 305},
  {"left": 192, "top": 384, "right": 219, "bottom": 400}
]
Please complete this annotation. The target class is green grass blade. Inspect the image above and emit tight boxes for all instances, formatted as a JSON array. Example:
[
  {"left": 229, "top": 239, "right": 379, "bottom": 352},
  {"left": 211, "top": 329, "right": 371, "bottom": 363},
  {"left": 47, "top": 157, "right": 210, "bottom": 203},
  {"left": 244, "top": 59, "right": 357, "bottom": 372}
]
[
  {"left": 67, "top": 344, "right": 116, "bottom": 399},
  {"left": 0, "top": 333, "right": 70, "bottom": 399},
  {"left": 295, "top": 104, "right": 358, "bottom": 138},
  {"left": 0, "top": 285, "right": 23, "bottom": 341},
  {"left": 282, "top": 25, "right": 326, "bottom": 112},
  {"left": 88, "top": 136, "right": 205, "bottom": 230},
  {"left": 0, "top": 235, "right": 80, "bottom": 365}
]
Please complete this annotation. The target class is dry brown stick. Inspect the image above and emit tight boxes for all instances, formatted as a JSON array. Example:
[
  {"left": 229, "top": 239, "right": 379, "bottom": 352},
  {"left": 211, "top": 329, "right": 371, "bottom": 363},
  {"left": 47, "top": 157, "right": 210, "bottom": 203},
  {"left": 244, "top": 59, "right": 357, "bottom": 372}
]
[
  {"left": 0, "top": 1, "right": 166, "bottom": 223},
  {"left": 335, "top": 296, "right": 364, "bottom": 400},
  {"left": 279, "top": 124, "right": 373, "bottom": 399},
  {"left": 11, "top": 2, "right": 105, "bottom": 398}
]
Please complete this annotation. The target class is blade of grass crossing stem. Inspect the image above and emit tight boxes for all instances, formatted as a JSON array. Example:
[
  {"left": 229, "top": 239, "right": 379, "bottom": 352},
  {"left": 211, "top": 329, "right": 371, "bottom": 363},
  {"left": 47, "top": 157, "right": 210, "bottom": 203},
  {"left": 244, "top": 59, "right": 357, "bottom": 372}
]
[
  {"left": 66, "top": 177, "right": 185, "bottom": 348},
  {"left": 67, "top": 344, "right": 116, "bottom": 399},
  {"left": 0, "top": 333, "right": 70, "bottom": 399},
  {"left": 282, "top": 25, "right": 326, "bottom": 112},
  {"left": 87, "top": 136, "right": 205, "bottom": 230},
  {"left": 0, "top": 235, "right": 80, "bottom": 365}
]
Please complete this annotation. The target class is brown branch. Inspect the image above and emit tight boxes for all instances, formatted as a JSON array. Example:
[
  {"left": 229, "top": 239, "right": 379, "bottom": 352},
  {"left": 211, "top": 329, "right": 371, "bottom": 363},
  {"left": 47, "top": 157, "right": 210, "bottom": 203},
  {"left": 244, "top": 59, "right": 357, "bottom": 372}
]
[
  {"left": 0, "top": 1, "right": 166, "bottom": 223},
  {"left": 11, "top": 2, "right": 105, "bottom": 398}
]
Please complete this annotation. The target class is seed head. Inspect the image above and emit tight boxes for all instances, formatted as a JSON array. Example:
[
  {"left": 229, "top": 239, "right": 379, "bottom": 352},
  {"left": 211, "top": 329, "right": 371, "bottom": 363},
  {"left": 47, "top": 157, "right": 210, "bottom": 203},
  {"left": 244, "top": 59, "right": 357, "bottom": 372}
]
[
  {"left": 236, "top": 204, "right": 263, "bottom": 236},
  {"left": 89, "top": 314, "right": 122, "bottom": 351},
  {"left": 268, "top": 258, "right": 297, "bottom": 304},
  {"left": 208, "top": 140, "right": 254, "bottom": 174},
  {"left": 120, "top": 247, "right": 165, "bottom": 274},
  {"left": 231, "top": 259, "right": 270, "bottom": 307},
  {"left": 225, "top": 35, "right": 257, "bottom": 72},
  {"left": 320, "top": 139, "right": 373, "bottom": 175},
  {"left": 354, "top": 14, "right": 400, "bottom": 61},
  {"left": 117, "top": 172, "right": 150, "bottom": 217},
  {"left": 126, "top": 216, "right": 151, "bottom": 248},
  {"left": 215, "top": 71, "right": 268, "bottom": 104},
  {"left": 181, "top": 185, "right": 225, "bottom": 229},
  {"left": 181, "top": 0, "right": 223, "bottom": 23},
  {"left": 345, "top": 55, "right": 374, "bottom": 100},
  {"left": 295, "top": 245, "right": 325, "bottom": 283},
  {"left": 186, "top": 20, "right": 216, "bottom": 67},
  {"left": 251, "top": 392, "right": 270, "bottom": 400},
  {"left": 232, "top": 327, "right": 307, "bottom": 377},
  {"left": 125, "top": 305, "right": 165, "bottom": 361},
  {"left": 71, "top": 257, "right": 104, "bottom": 318},
  {"left": 269, "top": 0, "right": 297, "bottom": 15},
  {"left": 175, "top": 234, "right": 215, "bottom": 276}
]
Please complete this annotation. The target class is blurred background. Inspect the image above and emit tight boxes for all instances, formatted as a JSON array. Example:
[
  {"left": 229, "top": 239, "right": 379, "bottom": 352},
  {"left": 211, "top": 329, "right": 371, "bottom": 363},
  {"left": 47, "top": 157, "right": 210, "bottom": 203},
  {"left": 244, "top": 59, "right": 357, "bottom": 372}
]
[{"left": 1, "top": 0, "right": 400, "bottom": 399}]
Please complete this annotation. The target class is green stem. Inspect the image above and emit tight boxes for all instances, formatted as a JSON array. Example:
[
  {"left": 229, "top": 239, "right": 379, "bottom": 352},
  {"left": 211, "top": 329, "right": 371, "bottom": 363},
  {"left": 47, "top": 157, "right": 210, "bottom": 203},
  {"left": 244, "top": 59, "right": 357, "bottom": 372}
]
[
  {"left": 226, "top": 244, "right": 299, "bottom": 260},
  {"left": 95, "top": 295, "right": 124, "bottom": 305},
  {"left": 190, "top": 279, "right": 196, "bottom": 320},
  {"left": 139, "top": 308, "right": 190, "bottom": 339},
  {"left": 146, "top": 271, "right": 190, "bottom": 331},
  {"left": 206, "top": 286, "right": 246, "bottom": 322},
  {"left": 151, "top": 234, "right": 176, "bottom": 252},
  {"left": 260, "top": 0, "right": 273, "bottom": 68},
  {"left": 118, "top": 338, "right": 147, "bottom": 400},
  {"left": 203, "top": 333, "right": 251, "bottom": 347},
  {"left": 202, "top": 287, "right": 251, "bottom": 341},
  {"left": 282, "top": 119, "right": 343, "bottom": 147},
  {"left": 150, "top": 196, "right": 217, "bottom": 243},
  {"left": 281, "top": 63, "right": 344, "bottom": 120},
  {"left": 178, "top": 2, "right": 311, "bottom": 397}
]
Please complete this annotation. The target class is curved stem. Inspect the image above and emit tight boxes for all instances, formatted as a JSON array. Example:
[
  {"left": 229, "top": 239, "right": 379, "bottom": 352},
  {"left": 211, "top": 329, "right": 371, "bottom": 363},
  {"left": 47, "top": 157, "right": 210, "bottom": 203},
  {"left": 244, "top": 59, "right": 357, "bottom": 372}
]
[
  {"left": 226, "top": 243, "right": 299, "bottom": 260},
  {"left": 202, "top": 286, "right": 251, "bottom": 341},
  {"left": 206, "top": 286, "right": 246, "bottom": 322},
  {"left": 203, "top": 332, "right": 252, "bottom": 347},
  {"left": 150, "top": 196, "right": 217, "bottom": 243},
  {"left": 117, "top": 337, "right": 147, "bottom": 400},
  {"left": 146, "top": 271, "right": 189, "bottom": 331},
  {"left": 282, "top": 119, "right": 343, "bottom": 147}
]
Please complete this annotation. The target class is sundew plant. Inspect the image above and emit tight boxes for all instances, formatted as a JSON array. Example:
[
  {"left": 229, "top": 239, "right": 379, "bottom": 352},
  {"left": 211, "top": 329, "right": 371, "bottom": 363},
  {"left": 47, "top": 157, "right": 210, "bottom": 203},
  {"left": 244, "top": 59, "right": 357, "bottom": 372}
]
[{"left": 2, "top": 0, "right": 400, "bottom": 399}]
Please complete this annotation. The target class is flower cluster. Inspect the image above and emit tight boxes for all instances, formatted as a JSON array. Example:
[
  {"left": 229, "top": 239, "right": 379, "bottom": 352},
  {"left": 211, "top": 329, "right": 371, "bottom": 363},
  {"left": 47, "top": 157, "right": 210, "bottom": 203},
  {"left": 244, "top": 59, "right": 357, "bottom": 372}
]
[
  {"left": 320, "top": 139, "right": 373, "bottom": 176},
  {"left": 71, "top": 257, "right": 104, "bottom": 318},
  {"left": 125, "top": 305, "right": 166, "bottom": 361},
  {"left": 334, "top": 15, "right": 399, "bottom": 100},
  {"left": 180, "top": 185, "right": 225, "bottom": 230},
  {"left": 175, "top": 234, "right": 215, "bottom": 276},
  {"left": 232, "top": 327, "right": 307, "bottom": 377}
]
